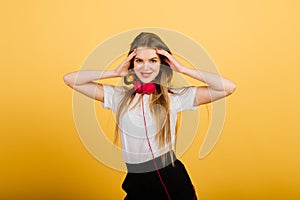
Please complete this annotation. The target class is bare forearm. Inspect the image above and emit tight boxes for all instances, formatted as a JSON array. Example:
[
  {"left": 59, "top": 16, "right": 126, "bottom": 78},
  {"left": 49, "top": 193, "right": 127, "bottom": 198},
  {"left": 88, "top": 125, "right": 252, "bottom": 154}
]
[
  {"left": 180, "top": 67, "right": 236, "bottom": 93},
  {"left": 63, "top": 70, "right": 118, "bottom": 86}
]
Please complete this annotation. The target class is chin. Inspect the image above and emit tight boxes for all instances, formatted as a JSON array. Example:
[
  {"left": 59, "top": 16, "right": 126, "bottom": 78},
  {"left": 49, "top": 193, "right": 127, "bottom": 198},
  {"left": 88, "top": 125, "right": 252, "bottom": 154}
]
[
  {"left": 136, "top": 77, "right": 154, "bottom": 83},
  {"left": 139, "top": 79, "right": 153, "bottom": 84},
  {"left": 137, "top": 74, "right": 160, "bottom": 83}
]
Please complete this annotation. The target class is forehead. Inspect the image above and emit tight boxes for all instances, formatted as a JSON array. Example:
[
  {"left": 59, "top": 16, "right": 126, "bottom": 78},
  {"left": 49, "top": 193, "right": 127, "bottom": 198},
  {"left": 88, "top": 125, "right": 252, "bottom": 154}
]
[{"left": 135, "top": 47, "right": 159, "bottom": 59}]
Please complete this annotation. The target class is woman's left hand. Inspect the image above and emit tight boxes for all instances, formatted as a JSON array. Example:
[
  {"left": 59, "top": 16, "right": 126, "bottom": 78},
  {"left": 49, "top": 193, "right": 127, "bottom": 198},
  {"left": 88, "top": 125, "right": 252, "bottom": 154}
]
[{"left": 156, "top": 49, "right": 185, "bottom": 73}]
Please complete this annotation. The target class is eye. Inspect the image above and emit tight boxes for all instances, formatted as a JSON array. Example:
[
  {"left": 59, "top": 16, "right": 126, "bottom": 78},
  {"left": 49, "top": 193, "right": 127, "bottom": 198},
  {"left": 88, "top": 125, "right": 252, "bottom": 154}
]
[
  {"left": 135, "top": 59, "right": 142, "bottom": 63},
  {"left": 150, "top": 59, "right": 157, "bottom": 63}
]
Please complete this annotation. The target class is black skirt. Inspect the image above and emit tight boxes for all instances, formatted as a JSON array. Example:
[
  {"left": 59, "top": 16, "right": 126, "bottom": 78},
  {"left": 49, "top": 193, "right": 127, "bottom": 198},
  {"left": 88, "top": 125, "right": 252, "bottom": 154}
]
[{"left": 122, "top": 152, "right": 197, "bottom": 200}]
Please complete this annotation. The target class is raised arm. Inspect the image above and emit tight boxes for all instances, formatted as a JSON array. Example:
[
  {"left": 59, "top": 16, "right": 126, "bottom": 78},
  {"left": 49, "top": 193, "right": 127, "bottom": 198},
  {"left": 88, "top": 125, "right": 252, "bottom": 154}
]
[
  {"left": 156, "top": 49, "right": 236, "bottom": 106},
  {"left": 63, "top": 49, "right": 136, "bottom": 102}
]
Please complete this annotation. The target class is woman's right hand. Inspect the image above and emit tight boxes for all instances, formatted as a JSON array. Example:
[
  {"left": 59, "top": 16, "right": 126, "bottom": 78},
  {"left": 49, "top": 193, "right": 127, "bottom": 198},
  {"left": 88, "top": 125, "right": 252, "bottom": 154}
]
[
  {"left": 115, "top": 49, "right": 137, "bottom": 77},
  {"left": 63, "top": 49, "right": 137, "bottom": 102}
]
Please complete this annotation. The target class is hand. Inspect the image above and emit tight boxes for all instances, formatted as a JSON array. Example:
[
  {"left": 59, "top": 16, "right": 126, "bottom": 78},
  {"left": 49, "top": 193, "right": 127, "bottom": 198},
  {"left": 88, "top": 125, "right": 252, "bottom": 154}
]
[
  {"left": 115, "top": 49, "right": 137, "bottom": 77},
  {"left": 155, "top": 49, "right": 184, "bottom": 73}
]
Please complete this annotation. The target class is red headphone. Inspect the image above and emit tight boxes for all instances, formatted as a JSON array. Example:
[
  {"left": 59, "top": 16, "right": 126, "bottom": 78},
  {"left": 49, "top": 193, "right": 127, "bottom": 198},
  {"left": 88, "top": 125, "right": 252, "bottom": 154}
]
[
  {"left": 136, "top": 80, "right": 172, "bottom": 200},
  {"left": 134, "top": 80, "right": 156, "bottom": 94}
]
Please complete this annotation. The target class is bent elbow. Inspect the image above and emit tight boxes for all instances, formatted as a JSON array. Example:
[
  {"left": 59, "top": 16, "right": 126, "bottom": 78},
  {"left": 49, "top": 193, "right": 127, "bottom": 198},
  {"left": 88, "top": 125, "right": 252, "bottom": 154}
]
[
  {"left": 63, "top": 73, "right": 76, "bottom": 87},
  {"left": 225, "top": 82, "right": 237, "bottom": 96}
]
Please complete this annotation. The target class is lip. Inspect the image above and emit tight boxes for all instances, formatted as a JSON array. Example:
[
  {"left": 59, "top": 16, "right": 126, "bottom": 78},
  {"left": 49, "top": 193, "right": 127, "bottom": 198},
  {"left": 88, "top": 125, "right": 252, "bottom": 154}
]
[{"left": 141, "top": 72, "right": 152, "bottom": 78}]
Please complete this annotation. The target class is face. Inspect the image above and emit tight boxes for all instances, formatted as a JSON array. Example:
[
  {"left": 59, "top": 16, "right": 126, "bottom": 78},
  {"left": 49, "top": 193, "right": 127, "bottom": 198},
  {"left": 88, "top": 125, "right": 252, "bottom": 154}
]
[{"left": 133, "top": 47, "right": 161, "bottom": 83}]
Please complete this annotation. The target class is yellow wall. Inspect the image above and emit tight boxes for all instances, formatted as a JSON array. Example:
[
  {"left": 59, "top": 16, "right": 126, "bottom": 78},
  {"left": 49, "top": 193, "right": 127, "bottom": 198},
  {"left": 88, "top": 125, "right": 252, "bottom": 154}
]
[{"left": 1, "top": 0, "right": 300, "bottom": 199}]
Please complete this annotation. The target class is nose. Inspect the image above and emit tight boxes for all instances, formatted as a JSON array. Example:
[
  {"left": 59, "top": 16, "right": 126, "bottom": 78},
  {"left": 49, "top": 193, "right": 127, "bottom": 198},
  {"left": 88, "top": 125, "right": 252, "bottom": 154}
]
[{"left": 142, "top": 62, "right": 150, "bottom": 70}]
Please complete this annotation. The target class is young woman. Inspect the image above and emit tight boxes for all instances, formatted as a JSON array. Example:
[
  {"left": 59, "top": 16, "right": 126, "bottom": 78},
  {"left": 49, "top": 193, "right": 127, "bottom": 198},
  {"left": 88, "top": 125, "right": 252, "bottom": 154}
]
[{"left": 63, "top": 32, "right": 236, "bottom": 200}]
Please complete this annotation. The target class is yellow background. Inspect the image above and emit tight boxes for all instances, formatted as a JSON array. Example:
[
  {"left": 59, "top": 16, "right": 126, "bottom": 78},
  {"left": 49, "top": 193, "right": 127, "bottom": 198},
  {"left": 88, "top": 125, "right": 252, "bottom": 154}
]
[{"left": 1, "top": 0, "right": 300, "bottom": 199}]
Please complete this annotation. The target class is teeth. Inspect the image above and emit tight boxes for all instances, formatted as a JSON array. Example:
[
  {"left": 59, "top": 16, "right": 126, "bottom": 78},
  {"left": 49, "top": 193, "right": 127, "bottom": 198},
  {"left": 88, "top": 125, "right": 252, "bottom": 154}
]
[{"left": 142, "top": 73, "right": 151, "bottom": 77}]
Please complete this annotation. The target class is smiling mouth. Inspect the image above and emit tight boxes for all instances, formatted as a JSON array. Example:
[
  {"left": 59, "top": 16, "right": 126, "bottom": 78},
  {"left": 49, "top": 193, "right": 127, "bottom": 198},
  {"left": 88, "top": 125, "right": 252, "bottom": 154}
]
[{"left": 141, "top": 72, "right": 152, "bottom": 78}]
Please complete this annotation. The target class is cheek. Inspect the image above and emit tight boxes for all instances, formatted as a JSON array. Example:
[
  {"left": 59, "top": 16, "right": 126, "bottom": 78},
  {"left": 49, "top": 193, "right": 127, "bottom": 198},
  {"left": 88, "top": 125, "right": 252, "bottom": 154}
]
[
  {"left": 150, "top": 68, "right": 159, "bottom": 77},
  {"left": 151, "top": 64, "right": 161, "bottom": 72},
  {"left": 133, "top": 63, "right": 142, "bottom": 70},
  {"left": 156, "top": 62, "right": 161, "bottom": 70}
]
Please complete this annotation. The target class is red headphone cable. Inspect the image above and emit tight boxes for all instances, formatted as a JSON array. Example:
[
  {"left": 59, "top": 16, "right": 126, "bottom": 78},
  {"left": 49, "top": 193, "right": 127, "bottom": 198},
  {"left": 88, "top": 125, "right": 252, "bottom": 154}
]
[{"left": 141, "top": 95, "right": 172, "bottom": 200}]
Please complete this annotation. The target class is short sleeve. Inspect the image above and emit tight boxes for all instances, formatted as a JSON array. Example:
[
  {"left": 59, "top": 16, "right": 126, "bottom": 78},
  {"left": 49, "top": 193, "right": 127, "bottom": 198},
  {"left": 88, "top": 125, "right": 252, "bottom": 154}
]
[
  {"left": 170, "top": 87, "right": 198, "bottom": 113},
  {"left": 102, "top": 84, "right": 126, "bottom": 112}
]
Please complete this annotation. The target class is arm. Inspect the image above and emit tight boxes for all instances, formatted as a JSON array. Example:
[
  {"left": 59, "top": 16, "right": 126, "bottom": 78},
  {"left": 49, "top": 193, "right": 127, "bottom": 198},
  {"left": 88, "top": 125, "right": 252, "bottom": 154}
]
[
  {"left": 63, "top": 70, "right": 117, "bottom": 102},
  {"left": 156, "top": 49, "right": 236, "bottom": 106},
  {"left": 180, "top": 68, "right": 236, "bottom": 106},
  {"left": 63, "top": 49, "right": 137, "bottom": 102}
]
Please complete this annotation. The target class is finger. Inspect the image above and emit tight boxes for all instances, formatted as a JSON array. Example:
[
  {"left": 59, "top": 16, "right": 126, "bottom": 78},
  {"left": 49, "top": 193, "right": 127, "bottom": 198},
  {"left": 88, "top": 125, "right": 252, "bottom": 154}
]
[
  {"left": 155, "top": 48, "right": 163, "bottom": 55},
  {"left": 124, "top": 50, "right": 136, "bottom": 63},
  {"left": 156, "top": 48, "right": 169, "bottom": 56},
  {"left": 164, "top": 57, "right": 171, "bottom": 65},
  {"left": 132, "top": 49, "right": 137, "bottom": 54},
  {"left": 130, "top": 48, "right": 137, "bottom": 54},
  {"left": 155, "top": 48, "right": 164, "bottom": 55}
]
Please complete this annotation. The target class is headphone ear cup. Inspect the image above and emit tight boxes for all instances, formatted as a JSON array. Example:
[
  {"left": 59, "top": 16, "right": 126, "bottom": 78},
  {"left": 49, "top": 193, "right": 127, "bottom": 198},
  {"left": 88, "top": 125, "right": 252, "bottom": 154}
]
[
  {"left": 134, "top": 80, "right": 142, "bottom": 93},
  {"left": 134, "top": 81, "right": 155, "bottom": 94}
]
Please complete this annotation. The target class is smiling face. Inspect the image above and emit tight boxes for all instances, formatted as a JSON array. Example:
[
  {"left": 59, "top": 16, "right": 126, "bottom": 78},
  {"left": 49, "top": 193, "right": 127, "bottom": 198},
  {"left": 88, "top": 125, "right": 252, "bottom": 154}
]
[{"left": 133, "top": 47, "right": 161, "bottom": 83}]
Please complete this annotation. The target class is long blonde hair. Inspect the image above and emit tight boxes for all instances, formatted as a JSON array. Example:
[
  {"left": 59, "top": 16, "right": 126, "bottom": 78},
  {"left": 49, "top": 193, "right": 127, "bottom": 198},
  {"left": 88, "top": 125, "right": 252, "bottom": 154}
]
[{"left": 115, "top": 32, "right": 175, "bottom": 163}]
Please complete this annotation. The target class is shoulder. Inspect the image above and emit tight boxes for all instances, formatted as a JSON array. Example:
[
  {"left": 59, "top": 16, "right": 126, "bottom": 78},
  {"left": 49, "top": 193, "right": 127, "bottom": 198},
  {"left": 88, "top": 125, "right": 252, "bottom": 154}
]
[
  {"left": 102, "top": 84, "right": 130, "bottom": 111},
  {"left": 102, "top": 84, "right": 131, "bottom": 103},
  {"left": 169, "top": 86, "right": 197, "bottom": 97},
  {"left": 103, "top": 84, "right": 128, "bottom": 94},
  {"left": 169, "top": 86, "right": 198, "bottom": 112}
]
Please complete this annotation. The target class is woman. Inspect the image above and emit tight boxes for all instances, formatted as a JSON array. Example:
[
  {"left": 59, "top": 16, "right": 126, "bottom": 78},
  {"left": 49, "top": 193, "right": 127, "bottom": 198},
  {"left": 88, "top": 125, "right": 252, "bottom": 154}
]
[{"left": 63, "top": 32, "right": 236, "bottom": 200}]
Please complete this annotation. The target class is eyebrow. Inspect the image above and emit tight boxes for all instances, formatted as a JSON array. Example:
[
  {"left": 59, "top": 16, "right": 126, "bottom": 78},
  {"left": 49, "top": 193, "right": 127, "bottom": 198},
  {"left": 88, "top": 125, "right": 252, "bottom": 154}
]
[{"left": 134, "top": 56, "right": 159, "bottom": 60}]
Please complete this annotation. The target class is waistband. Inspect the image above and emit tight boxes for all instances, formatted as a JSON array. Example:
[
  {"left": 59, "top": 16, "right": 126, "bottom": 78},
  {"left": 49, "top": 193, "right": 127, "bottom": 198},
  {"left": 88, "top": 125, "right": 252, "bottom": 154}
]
[{"left": 125, "top": 151, "right": 177, "bottom": 173}]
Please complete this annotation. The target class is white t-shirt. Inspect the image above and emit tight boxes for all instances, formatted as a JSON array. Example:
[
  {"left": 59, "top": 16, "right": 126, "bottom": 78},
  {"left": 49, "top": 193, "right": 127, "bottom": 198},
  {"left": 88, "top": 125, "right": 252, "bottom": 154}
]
[{"left": 102, "top": 85, "right": 198, "bottom": 164}]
